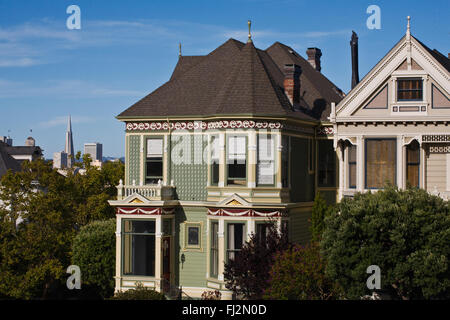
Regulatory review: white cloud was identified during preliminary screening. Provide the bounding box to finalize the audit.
[38,115,95,128]
[0,57,39,67]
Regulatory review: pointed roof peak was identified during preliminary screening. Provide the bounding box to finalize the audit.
[247,20,252,43]
[406,16,411,40]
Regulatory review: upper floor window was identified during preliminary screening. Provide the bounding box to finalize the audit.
[257,135,275,186]
[227,136,246,186]
[365,139,396,189]
[210,135,219,186]
[146,138,163,184]
[397,79,423,101]
[281,135,290,188]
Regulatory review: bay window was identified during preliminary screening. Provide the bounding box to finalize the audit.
[123,220,155,276]
[227,223,245,261]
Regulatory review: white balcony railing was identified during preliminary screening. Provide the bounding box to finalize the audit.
[116,179,175,201]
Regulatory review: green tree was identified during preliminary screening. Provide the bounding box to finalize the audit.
[72,219,116,299]
[321,185,450,300]
[0,158,124,299]
[264,242,341,300]
[310,192,333,242]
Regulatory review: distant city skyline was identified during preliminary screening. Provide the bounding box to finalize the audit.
[0,0,448,158]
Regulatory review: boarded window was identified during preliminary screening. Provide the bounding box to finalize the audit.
[365,139,396,189]
[406,141,420,188]
[397,79,423,101]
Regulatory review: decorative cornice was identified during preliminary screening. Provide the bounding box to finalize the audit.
[207,208,287,217]
[116,207,175,215]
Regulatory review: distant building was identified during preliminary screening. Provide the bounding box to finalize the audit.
[0,141,21,179]
[84,142,103,162]
[0,136,13,146]
[3,137,43,165]
[65,116,74,167]
[53,151,68,169]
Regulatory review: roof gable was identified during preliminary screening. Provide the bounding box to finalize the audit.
[336,34,450,119]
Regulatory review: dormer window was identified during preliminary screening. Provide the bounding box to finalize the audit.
[397,79,423,101]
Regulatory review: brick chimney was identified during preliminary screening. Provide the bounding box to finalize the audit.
[306,48,322,72]
[283,64,302,106]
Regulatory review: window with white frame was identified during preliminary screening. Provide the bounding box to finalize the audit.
[210,135,220,186]
[257,135,275,186]
[227,136,246,185]
[146,138,163,184]
[227,223,245,261]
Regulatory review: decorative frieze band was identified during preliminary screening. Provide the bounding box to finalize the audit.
[116,207,175,215]
[207,208,286,217]
[126,120,283,131]
[428,145,450,153]
[422,135,450,143]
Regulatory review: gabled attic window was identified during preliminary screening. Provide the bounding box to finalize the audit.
[397,79,423,101]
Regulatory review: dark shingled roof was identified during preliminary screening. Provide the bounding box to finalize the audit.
[0,141,21,178]
[118,38,344,121]
[3,145,42,156]
[415,37,450,73]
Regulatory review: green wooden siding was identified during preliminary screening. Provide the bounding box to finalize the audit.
[174,207,207,288]
[289,209,312,244]
[171,134,208,201]
[127,135,141,185]
[290,137,315,202]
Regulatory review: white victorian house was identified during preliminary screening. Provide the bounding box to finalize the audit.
[331,17,450,200]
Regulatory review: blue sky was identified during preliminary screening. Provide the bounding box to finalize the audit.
[0,0,448,158]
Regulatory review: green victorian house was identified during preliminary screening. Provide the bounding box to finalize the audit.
[108,28,343,298]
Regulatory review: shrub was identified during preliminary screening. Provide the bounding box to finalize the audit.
[310,192,333,242]
[224,221,290,299]
[110,282,166,300]
[322,185,450,300]
[72,219,116,299]
[264,242,341,300]
[201,290,221,300]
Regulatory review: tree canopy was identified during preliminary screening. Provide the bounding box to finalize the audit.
[321,185,450,300]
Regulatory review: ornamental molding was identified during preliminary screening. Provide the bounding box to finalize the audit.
[428,144,450,153]
[207,208,286,217]
[116,207,175,215]
[317,126,335,136]
[422,135,450,143]
[125,120,313,134]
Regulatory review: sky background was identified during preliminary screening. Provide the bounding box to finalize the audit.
[0,0,448,158]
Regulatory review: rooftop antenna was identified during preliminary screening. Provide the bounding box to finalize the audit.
[247,20,252,43]
[179,42,182,57]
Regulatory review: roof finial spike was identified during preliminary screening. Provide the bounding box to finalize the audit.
[247,20,252,43]
[178,42,182,57]
[406,16,411,39]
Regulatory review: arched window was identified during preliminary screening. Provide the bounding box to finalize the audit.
[406,140,420,188]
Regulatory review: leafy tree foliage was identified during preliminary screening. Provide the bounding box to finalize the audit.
[72,219,116,299]
[321,185,450,300]
[264,242,341,300]
[223,222,290,299]
[310,192,333,242]
[110,282,166,300]
[0,157,124,299]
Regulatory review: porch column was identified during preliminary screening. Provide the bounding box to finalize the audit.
[276,133,283,188]
[219,133,226,187]
[248,130,257,188]
[115,215,122,292]
[357,136,364,191]
[247,218,255,241]
[218,218,225,281]
[420,143,427,189]
[155,216,162,290]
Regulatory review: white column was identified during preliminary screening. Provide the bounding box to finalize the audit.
[247,219,255,240]
[218,218,225,281]
[421,143,426,189]
[155,217,162,290]
[337,142,345,200]
[115,216,122,292]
